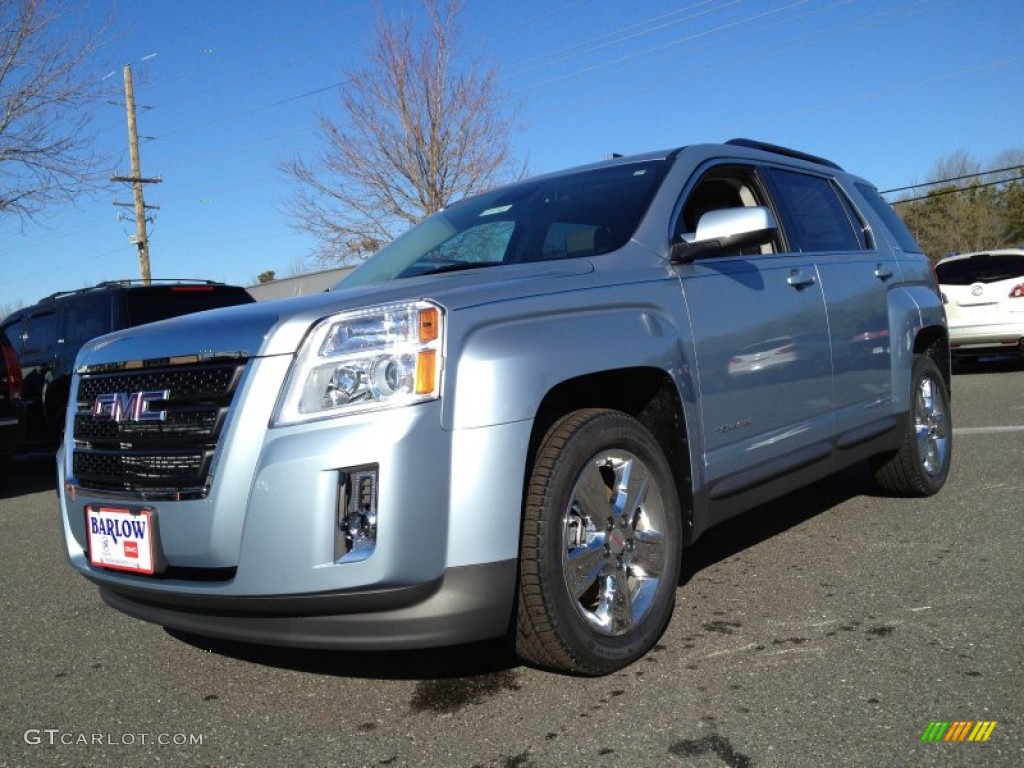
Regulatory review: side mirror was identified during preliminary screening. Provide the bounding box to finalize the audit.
[671,206,778,263]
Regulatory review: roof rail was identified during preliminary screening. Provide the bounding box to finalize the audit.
[41,279,226,302]
[725,138,843,171]
[94,279,225,288]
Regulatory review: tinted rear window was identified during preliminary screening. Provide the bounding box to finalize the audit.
[1,317,27,354]
[936,254,1024,285]
[124,287,254,326]
[855,183,921,253]
[23,312,58,356]
[64,294,111,348]
[770,169,864,252]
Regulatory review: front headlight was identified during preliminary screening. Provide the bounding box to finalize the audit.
[274,300,444,425]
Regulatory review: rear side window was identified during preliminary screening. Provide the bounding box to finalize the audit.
[769,169,864,252]
[855,183,921,253]
[124,287,253,327]
[936,254,1024,285]
[64,296,112,348]
[2,317,27,354]
[23,312,58,357]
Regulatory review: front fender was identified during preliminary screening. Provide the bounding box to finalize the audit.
[442,282,692,431]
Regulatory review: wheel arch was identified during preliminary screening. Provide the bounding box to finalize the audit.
[525,367,696,546]
[913,324,951,394]
[888,283,950,411]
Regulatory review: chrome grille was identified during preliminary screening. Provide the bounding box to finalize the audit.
[72,361,244,495]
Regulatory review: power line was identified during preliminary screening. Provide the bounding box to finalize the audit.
[506,0,727,77]
[880,164,1024,194]
[155,80,346,140]
[892,175,1024,204]
[512,0,814,94]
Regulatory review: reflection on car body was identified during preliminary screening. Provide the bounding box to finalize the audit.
[727,336,798,376]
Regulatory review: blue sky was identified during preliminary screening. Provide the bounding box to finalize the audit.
[3,0,1022,310]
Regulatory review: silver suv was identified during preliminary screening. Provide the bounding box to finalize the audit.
[58,139,951,675]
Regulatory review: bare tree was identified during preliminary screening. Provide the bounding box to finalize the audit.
[1,0,109,220]
[279,0,520,265]
[0,297,23,320]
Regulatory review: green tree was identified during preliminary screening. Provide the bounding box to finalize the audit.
[896,148,1024,260]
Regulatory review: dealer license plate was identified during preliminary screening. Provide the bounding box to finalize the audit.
[86,506,155,575]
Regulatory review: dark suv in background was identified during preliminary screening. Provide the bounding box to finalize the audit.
[1,280,254,451]
[0,328,26,484]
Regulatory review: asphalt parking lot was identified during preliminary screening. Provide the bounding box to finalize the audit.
[1,359,1021,768]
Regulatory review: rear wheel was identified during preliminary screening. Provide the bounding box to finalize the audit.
[873,354,952,496]
[513,409,682,675]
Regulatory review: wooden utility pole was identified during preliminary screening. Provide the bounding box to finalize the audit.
[111,65,161,284]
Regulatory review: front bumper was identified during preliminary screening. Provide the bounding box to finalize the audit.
[59,353,532,648]
[96,560,516,650]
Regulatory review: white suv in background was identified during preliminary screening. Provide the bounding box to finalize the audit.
[936,249,1024,360]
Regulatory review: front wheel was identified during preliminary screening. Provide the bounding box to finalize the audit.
[873,354,952,496]
[513,409,682,675]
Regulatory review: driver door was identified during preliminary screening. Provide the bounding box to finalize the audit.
[672,164,834,515]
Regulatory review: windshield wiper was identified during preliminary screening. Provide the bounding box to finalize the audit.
[419,261,503,276]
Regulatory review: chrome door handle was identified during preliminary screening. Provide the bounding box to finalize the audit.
[874,264,893,280]
[786,270,816,289]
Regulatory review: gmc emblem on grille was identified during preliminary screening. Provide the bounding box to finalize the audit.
[92,390,170,422]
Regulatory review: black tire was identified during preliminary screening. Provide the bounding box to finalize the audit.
[873,354,952,496]
[513,409,682,675]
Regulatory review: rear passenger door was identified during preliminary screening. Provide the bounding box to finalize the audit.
[766,168,895,436]
[672,164,834,510]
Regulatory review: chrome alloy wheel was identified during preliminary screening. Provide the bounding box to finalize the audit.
[561,450,668,637]
[914,374,950,476]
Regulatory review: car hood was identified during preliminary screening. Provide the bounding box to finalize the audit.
[75,261,596,368]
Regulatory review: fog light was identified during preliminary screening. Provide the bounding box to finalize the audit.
[337,466,378,562]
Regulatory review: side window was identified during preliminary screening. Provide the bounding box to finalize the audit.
[23,312,58,357]
[541,222,613,260]
[674,165,779,255]
[855,183,921,253]
[769,169,864,252]
[64,297,111,349]
[835,185,873,250]
[2,317,27,353]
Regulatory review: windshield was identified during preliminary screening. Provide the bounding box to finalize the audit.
[343,159,670,286]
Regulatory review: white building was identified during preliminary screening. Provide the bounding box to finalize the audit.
[246,266,354,302]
